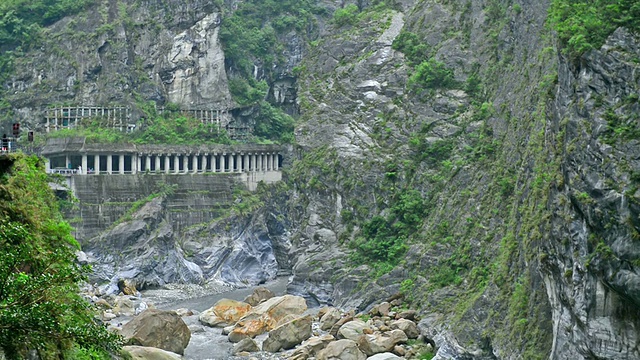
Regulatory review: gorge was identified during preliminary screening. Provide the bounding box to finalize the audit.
[1,0,639,359]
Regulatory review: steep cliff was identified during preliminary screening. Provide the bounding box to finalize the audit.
[2,0,640,359]
[284,1,640,359]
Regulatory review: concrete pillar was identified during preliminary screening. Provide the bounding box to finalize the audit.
[274,154,279,171]
[220,154,226,173]
[228,153,235,173]
[192,154,199,174]
[202,155,208,173]
[45,158,51,173]
[107,155,113,174]
[81,155,87,175]
[94,155,100,175]
[155,155,161,173]
[236,153,242,172]
[174,155,179,174]
[164,155,170,174]
[137,155,142,174]
[183,154,189,173]
[132,154,137,174]
[65,155,70,170]
[260,153,265,171]
[252,154,257,172]
[145,155,151,172]
[244,154,249,172]
[119,154,125,174]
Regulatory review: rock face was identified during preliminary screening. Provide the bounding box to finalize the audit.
[3,0,231,121]
[120,309,191,355]
[83,191,286,291]
[160,12,231,108]
[543,27,640,360]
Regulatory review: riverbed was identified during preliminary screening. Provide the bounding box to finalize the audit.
[140,277,290,360]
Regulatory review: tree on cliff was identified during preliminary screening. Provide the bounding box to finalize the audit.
[0,154,121,359]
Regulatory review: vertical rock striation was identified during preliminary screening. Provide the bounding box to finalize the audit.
[545,28,640,360]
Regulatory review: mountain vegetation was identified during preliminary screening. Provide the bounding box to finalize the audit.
[0,154,121,359]
[549,0,640,57]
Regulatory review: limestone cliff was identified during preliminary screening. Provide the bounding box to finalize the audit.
[4,0,232,128]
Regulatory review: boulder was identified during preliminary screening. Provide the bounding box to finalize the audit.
[289,334,335,360]
[366,352,402,360]
[95,298,112,309]
[262,315,312,352]
[317,339,367,360]
[118,279,138,295]
[320,307,342,331]
[102,311,117,321]
[121,309,191,355]
[397,309,417,321]
[357,329,408,356]
[243,286,276,306]
[229,295,307,341]
[392,345,405,356]
[123,346,182,360]
[317,306,332,320]
[113,295,135,316]
[389,319,419,339]
[330,315,354,337]
[228,330,249,343]
[338,319,371,341]
[233,338,260,354]
[222,325,234,335]
[174,308,193,317]
[369,302,391,317]
[199,298,251,327]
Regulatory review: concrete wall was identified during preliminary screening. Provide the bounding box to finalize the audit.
[66,171,281,242]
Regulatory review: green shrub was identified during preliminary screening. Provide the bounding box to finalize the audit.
[332,4,359,27]
[391,31,430,65]
[350,189,427,272]
[254,101,295,143]
[409,58,456,90]
[549,0,640,59]
[0,154,122,358]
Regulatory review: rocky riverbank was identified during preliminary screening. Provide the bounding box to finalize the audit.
[92,277,434,360]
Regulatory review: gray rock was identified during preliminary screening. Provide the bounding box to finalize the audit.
[123,346,182,360]
[357,329,408,356]
[366,353,402,360]
[320,307,343,331]
[120,309,191,355]
[289,334,336,360]
[338,319,371,341]
[389,319,419,339]
[262,314,312,352]
[233,338,260,354]
[317,339,367,360]
[243,286,276,306]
